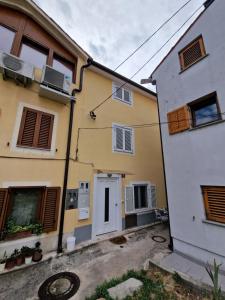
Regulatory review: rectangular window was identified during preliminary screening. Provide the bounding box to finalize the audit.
[8,188,42,226]
[0,24,15,53]
[134,185,148,209]
[17,107,54,150]
[113,124,134,153]
[20,39,48,69]
[179,36,206,70]
[112,83,132,105]
[53,54,74,83]
[202,186,225,224]
[104,188,109,222]
[189,92,221,127]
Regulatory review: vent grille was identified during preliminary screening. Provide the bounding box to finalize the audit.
[3,54,22,71]
[43,66,65,90]
[203,186,225,224]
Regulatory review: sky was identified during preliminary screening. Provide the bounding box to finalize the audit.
[33,0,205,89]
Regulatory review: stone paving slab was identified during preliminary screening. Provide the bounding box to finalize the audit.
[107,278,143,300]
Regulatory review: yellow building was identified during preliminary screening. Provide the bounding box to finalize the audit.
[0,0,166,256]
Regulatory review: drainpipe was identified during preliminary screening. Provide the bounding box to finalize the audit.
[57,59,93,253]
[155,82,174,251]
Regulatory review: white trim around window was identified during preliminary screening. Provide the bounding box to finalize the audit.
[125,181,156,214]
[112,123,134,154]
[11,102,58,156]
[112,82,133,106]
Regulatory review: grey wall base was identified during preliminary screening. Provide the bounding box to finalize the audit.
[74,224,92,244]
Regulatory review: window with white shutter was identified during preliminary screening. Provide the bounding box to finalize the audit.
[112,82,133,105]
[125,183,156,213]
[112,124,134,153]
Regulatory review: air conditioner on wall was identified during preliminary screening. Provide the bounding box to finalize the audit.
[0,51,34,86]
[41,65,71,94]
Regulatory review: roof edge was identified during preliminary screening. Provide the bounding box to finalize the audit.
[91,60,156,97]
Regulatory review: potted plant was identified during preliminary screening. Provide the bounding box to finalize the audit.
[21,246,34,264]
[12,249,24,266]
[0,251,7,272]
[5,219,32,240]
[32,242,43,262]
[5,252,16,270]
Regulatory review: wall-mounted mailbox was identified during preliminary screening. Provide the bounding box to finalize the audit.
[79,208,89,220]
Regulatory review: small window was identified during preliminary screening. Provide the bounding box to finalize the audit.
[17,107,54,150]
[53,55,74,82]
[113,124,134,153]
[112,83,132,105]
[20,39,48,69]
[179,36,206,70]
[189,92,221,127]
[8,188,43,226]
[134,185,148,209]
[0,25,15,53]
[202,186,225,224]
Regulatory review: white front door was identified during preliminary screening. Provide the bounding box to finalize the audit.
[94,176,121,236]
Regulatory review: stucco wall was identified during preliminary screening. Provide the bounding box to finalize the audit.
[153,0,225,266]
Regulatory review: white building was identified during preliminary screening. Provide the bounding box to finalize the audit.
[151,0,225,267]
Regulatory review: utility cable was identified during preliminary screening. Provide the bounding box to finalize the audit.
[113,0,194,71]
[90,3,204,114]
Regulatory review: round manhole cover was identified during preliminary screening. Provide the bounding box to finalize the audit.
[152,235,167,243]
[38,272,80,300]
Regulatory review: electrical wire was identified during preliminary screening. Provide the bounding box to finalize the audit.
[113,0,194,71]
[90,3,204,114]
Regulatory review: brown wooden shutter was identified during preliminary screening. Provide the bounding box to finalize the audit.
[202,186,225,224]
[179,36,206,70]
[41,187,60,232]
[17,108,38,147]
[17,107,54,150]
[0,189,8,231]
[37,113,54,150]
[167,105,190,134]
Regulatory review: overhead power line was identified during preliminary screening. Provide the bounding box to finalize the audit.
[113,0,193,71]
[90,3,204,115]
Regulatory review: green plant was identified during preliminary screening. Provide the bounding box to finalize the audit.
[21,246,34,257]
[0,251,7,264]
[205,259,222,300]
[5,219,43,235]
[30,224,43,235]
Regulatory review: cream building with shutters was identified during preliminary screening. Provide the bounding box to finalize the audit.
[0,0,166,257]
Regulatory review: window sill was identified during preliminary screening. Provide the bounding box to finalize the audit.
[189,119,225,131]
[113,97,132,106]
[202,219,225,228]
[113,149,134,155]
[179,54,209,74]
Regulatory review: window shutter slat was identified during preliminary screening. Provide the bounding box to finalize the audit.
[151,185,157,208]
[17,108,38,147]
[0,189,8,231]
[116,127,123,150]
[37,113,54,149]
[203,186,225,224]
[125,186,134,213]
[42,187,60,232]
[167,105,190,134]
[125,130,132,151]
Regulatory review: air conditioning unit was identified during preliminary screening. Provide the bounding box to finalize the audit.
[41,65,71,94]
[0,51,34,85]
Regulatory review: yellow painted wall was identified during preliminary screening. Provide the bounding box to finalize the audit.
[64,68,166,233]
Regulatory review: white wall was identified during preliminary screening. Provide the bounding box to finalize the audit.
[153,0,225,266]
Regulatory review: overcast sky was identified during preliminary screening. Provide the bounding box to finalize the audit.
[33,0,205,88]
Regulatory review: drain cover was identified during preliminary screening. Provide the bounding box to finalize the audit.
[110,235,127,245]
[152,235,166,243]
[38,272,80,300]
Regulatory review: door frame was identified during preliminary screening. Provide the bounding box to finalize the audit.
[92,173,122,239]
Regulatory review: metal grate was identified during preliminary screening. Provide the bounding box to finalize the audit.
[3,54,22,71]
